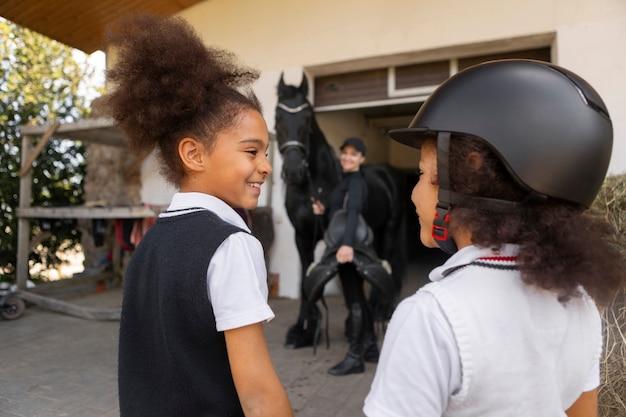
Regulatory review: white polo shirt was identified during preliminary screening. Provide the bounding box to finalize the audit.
[364,244,600,417]
[160,192,274,331]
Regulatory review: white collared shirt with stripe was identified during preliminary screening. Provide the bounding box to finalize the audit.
[365,244,600,417]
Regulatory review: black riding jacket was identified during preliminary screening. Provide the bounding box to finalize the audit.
[327,170,368,246]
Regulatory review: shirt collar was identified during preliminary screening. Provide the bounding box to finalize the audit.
[163,192,251,232]
[429,244,520,282]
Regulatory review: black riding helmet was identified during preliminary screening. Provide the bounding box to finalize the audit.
[389,59,613,254]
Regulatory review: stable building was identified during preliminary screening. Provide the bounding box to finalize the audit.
[3,0,625,299]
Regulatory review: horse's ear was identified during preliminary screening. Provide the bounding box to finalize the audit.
[278,72,286,94]
[299,74,309,96]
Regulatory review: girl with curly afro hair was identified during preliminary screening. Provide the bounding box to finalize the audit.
[365,60,625,417]
[104,15,292,417]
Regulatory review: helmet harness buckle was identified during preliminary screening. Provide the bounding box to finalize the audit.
[432,132,459,254]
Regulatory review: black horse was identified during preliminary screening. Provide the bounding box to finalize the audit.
[276,74,406,348]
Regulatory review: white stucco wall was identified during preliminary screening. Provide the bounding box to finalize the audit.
[179,1,622,71]
[555,14,626,174]
[179,0,625,174]
[140,150,178,206]
[174,0,626,298]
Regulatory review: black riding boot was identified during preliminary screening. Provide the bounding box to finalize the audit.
[328,303,365,376]
[344,303,379,363]
[285,301,319,349]
[363,331,380,363]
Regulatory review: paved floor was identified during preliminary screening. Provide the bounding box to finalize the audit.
[0,251,447,417]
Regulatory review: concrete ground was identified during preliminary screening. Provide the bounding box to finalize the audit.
[0,250,447,417]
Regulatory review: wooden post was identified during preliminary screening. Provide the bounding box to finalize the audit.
[16,135,33,289]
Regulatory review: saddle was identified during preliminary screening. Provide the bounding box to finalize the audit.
[303,210,394,304]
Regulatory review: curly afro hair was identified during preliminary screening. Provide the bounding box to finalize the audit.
[102,14,261,185]
[443,136,625,306]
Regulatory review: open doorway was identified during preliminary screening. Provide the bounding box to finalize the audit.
[363,102,450,291]
[316,102,449,293]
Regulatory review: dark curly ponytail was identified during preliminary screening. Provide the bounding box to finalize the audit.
[101,14,261,185]
[448,136,625,306]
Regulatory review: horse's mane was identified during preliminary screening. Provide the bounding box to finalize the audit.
[309,114,341,187]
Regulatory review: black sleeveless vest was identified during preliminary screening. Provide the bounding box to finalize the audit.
[119,210,245,417]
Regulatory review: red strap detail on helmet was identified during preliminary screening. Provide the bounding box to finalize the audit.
[432,211,451,241]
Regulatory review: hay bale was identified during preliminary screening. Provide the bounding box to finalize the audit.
[593,174,626,245]
[599,289,626,417]
[592,174,626,417]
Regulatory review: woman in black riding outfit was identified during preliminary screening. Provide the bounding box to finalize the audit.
[312,137,379,376]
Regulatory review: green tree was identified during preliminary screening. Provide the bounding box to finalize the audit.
[0,18,100,281]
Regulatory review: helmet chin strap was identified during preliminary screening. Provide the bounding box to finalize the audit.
[432,132,459,254]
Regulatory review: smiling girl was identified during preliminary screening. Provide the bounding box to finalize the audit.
[104,15,292,417]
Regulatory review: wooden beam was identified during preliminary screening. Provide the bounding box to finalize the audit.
[19,118,128,147]
[17,206,156,219]
[306,33,556,77]
[17,291,121,321]
[19,121,60,177]
[29,271,114,295]
[20,117,110,135]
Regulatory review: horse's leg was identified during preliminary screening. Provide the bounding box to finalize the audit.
[284,231,319,348]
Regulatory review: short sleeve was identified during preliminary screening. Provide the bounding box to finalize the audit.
[582,358,600,392]
[207,232,274,331]
[363,291,461,417]
[582,292,602,392]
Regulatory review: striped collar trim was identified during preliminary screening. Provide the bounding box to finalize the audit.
[430,245,520,281]
[476,256,518,264]
[159,192,250,232]
[442,258,519,278]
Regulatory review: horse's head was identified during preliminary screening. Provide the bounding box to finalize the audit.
[276,73,314,187]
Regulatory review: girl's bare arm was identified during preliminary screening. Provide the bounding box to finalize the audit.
[566,389,597,417]
[225,323,293,417]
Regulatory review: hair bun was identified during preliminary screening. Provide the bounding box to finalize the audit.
[102,14,259,152]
